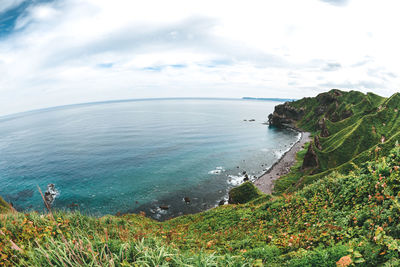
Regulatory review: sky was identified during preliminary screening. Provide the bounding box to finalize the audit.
[0,0,400,116]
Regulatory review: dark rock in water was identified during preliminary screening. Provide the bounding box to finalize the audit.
[243,119,247,121]
[159,205,169,210]
[183,197,191,204]
[243,173,249,182]
[218,199,225,206]
[248,119,255,122]
[44,184,59,207]
[302,142,319,169]
[242,171,247,175]
[68,203,79,208]
[6,189,34,201]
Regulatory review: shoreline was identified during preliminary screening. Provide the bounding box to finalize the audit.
[254,130,311,194]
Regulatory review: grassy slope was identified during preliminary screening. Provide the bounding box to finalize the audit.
[1,89,400,266]
[0,196,10,214]
[275,90,400,193]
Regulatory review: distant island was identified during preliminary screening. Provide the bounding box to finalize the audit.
[2,89,400,266]
[242,97,297,102]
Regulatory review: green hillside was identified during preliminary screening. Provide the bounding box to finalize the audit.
[1,89,400,266]
[271,89,400,193]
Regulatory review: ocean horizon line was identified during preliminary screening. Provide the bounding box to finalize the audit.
[1,97,291,120]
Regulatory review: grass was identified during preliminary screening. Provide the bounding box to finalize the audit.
[0,196,10,214]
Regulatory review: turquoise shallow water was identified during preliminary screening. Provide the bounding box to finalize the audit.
[0,99,299,220]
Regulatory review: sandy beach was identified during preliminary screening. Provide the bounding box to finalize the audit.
[254,131,311,194]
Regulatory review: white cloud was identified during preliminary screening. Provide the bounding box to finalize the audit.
[0,0,400,116]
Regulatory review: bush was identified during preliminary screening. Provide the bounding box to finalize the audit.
[228,182,263,204]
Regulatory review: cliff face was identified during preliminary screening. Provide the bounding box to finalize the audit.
[267,102,305,127]
[301,142,318,170]
[268,89,357,131]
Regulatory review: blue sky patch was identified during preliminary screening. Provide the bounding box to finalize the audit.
[0,0,53,38]
[97,63,114,68]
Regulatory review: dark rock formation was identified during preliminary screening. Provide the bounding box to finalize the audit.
[159,205,169,210]
[316,90,341,105]
[184,197,190,204]
[314,135,322,150]
[330,112,340,122]
[218,199,225,206]
[314,106,327,116]
[44,184,58,207]
[68,203,79,208]
[302,142,319,169]
[268,102,305,127]
[6,189,34,202]
[318,118,330,137]
[341,109,353,120]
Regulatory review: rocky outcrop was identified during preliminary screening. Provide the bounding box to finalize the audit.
[314,135,322,150]
[184,197,191,204]
[302,142,319,169]
[44,184,59,208]
[341,109,353,120]
[268,102,305,127]
[318,118,330,137]
[316,89,342,105]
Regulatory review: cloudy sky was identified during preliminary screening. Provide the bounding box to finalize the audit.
[0,0,399,116]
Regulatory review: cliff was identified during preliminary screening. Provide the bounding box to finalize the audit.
[268,90,400,193]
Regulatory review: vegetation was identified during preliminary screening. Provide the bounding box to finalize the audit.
[1,89,400,266]
[228,182,263,204]
[272,89,400,193]
[0,196,10,214]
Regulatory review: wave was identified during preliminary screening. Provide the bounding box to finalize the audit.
[208,166,225,175]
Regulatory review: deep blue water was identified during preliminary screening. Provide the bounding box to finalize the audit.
[0,99,299,220]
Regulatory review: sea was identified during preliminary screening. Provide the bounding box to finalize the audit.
[0,99,299,220]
